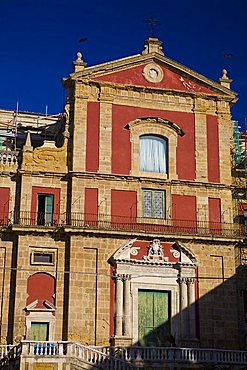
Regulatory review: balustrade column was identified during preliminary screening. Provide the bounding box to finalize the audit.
[179,277,188,339]
[188,278,196,339]
[123,274,132,337]
[115,274,124,336]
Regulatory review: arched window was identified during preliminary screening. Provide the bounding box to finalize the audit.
[139,135,168,173]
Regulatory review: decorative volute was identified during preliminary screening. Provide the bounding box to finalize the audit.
[21,109,69,173]
[142,37,164,56]
[218,69,232,89]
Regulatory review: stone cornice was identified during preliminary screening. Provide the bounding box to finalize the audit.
[73,79,236,103]
[115,259,197,267]
[68,171,233,190]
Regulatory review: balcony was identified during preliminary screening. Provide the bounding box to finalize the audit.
[0,211,243,239]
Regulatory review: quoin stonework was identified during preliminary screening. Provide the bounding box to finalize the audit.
[0,37,246,369]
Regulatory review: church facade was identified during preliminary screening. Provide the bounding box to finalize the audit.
[0,37,246,363]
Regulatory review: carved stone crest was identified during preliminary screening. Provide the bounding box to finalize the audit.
[143,239,168,262]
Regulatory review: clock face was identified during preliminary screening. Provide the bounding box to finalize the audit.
[143,64,164,83]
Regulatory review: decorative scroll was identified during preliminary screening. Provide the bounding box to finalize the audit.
[21,112,69,173]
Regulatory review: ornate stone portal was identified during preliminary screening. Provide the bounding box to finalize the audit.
[110,239,198,347]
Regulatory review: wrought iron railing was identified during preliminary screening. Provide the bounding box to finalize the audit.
[5,211,244,238]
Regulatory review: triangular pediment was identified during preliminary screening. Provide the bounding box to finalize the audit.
[70,51,236,98]
[110,239,198,266]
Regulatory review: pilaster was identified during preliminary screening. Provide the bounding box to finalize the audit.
[71,84,88,172]
[193,98,208,182]
[99,88,112,173]
[217,101,232,185]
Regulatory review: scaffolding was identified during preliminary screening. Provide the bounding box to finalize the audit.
[0,107,63,152]
[232,120,247,247]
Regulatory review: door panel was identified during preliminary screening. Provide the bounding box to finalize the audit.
[138,290,170,346]
[30,322,49,341]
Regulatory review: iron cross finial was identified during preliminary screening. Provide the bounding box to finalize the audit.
[145,17,160,37]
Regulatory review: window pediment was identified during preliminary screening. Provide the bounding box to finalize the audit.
[126,117,184,137]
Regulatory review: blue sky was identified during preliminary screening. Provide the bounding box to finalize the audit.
[0,0,246,129]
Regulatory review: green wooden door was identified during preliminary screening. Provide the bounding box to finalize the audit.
[138,290,170,346]
[30,322,49,341]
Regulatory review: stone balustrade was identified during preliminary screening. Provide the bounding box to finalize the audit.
[0,150,18,170]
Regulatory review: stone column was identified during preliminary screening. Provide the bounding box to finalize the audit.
[179,277,188,339]
[187,278,196,339]
[123,274,132,337]
[115,274,123,336]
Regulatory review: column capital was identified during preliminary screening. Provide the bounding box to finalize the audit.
[187,277,195,285]
[115,273,124,281]
[122,274,131,281]
[178,277,187,285]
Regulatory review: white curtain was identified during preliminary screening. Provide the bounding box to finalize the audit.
[139,135,167,173]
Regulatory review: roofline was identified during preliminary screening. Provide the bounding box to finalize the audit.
[67,52,237,97]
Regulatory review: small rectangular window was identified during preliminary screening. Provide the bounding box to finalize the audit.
[143,190,165,219]
[31,251,55,265]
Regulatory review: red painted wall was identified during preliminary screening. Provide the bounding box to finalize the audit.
[208,198,221,223]
[208,197,221,234]
[93,64,214,94]
[86,102,100,172]
[0,187,10,223]
[31,187,60,221]
[172,195,196,221]
[207,115,220,183]
[112,105,195,180]
[84,188,98,222]
[26,273,55,309]
[111,190,137,220]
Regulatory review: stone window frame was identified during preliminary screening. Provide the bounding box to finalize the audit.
[127,117,184,180]
[30,248,56,266]
[25,311,56,341]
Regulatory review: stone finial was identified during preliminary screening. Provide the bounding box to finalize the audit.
[23,131,33,151]
[73,51,87,72]
[218,68,232,89]
[142,37,164,56]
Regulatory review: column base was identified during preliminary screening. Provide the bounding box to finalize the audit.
[112,336,133,346]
